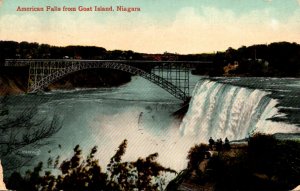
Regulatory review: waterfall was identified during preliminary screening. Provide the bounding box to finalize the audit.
[180,80,299,142]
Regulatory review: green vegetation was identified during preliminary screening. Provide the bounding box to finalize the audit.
[4,133,300,190]
[6,140,176,191]
[209,42,300,77]
[168,133,300,191]
[0,95,62,173]
[1,40,299,77]
[6,133,300,191]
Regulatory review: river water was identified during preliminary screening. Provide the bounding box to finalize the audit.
[2,74,300,174]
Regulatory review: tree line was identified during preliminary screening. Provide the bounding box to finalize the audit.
[1,40,299,76]
[209,42,300,77]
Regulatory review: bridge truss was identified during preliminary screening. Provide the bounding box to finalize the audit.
[4,59,197,101]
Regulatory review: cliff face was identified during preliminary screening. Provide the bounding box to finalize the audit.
[51,68,131,89]
[0,67,28,95]
[0,67,132,95]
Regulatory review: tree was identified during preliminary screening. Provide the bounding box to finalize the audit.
[187,143,210,169]
[52,145,108,191]
[0,95,62,172]
[7,140,177,191]
[106,139,177,190]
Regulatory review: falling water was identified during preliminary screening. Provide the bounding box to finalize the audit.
[180,80,299,141]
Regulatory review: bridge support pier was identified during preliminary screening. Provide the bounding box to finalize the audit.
[5,59,193,101]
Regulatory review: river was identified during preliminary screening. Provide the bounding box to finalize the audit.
[1,74,300,175]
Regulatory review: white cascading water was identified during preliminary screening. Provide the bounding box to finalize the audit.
[180,80,299,142]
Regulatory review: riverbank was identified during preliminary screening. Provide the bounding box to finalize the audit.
[4,133,299,191]
[0,67,132,95]
[166,134,300,191]
[0,67,28,95]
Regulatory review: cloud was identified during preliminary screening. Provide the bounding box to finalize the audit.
[0,6,299,54]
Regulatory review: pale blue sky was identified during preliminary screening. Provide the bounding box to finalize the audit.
[0,0,299,53]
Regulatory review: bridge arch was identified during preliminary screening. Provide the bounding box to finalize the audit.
[30,62,188,100]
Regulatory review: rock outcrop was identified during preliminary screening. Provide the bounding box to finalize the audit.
[0,67,132,95]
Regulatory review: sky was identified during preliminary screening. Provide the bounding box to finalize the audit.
[0,0,300,54]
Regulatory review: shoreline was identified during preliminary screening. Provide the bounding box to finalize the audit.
[0,67,132,96]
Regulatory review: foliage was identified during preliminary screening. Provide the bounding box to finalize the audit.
[7,140,176,191]
[0,95,62,172]
[247,133,300,189]
[182,133,300,191]
[227,42,300,76]
[187,143,209,169]
[165,169,191,191]
[1,40,299,76]
[106,139,177,190]
[198,42,300,77]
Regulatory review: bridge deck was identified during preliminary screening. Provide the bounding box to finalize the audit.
[3,59,211,101]
[4,59,212,67]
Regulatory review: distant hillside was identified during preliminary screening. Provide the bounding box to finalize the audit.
[0,67,131,95]
[209,42,300,77]
[0,40,299,77]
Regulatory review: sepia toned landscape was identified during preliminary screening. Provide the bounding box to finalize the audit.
[1,0,300,190]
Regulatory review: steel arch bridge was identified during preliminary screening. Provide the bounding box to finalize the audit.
[4,59,211,101]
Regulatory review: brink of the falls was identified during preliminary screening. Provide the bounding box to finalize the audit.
[180,80,299,142]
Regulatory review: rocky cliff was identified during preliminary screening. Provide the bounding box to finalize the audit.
[0,67,131,95]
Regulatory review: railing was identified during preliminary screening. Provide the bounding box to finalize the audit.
[4,59,207,101]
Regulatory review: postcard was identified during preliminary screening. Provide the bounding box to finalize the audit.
[0,0,300,190]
